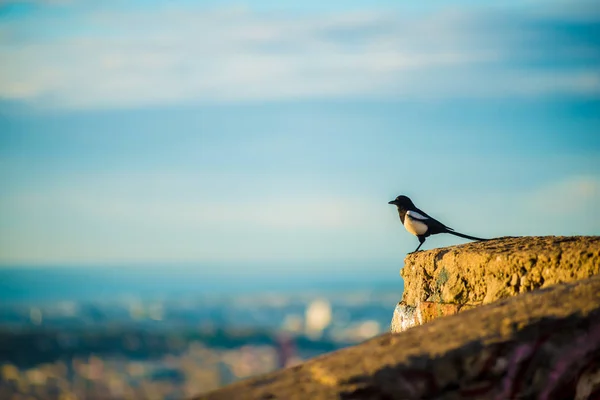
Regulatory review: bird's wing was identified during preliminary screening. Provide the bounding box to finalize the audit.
[408,209,451,234]
[406,210,430,221]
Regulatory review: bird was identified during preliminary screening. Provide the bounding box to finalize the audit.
[388,195,488,253]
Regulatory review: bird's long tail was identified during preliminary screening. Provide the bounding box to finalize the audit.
[446,230,488,241]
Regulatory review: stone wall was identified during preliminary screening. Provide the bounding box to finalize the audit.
[391,236,600,332]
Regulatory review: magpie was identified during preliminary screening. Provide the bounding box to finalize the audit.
[388,195,488,253]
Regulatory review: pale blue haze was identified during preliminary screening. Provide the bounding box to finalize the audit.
[0,0,599,273]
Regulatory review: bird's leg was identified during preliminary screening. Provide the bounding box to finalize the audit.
[411,237,426,253]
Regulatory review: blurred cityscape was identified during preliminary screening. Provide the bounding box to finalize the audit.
[0,269,401,399]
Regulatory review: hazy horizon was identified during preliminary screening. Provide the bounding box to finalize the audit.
[0,262,403,304]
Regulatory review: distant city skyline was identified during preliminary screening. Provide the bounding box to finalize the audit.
[1,0,599,269]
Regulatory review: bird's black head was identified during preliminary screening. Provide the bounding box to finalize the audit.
[388,195,415,210]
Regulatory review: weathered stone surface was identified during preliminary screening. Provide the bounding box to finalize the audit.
[402,236,600,307]
[392,236,600,331]
[194,275,600,400]
[390,301,473,333]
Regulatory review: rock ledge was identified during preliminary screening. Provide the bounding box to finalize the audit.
[392,235,600,332]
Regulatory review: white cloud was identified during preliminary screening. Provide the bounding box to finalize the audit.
[1,3,598,109]
[51,192,372,230]
[0,169,382,234]
[0,181,393,263]
[525,175,600,215]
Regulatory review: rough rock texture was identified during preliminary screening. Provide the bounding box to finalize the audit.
[194,275,600,400]
[391,236,600,332]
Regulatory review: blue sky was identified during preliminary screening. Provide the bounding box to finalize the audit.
[0,0,599,272]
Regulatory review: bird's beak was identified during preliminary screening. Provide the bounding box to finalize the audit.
[388,200,396,205]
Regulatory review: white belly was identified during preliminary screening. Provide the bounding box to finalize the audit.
[404,216,428,236]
